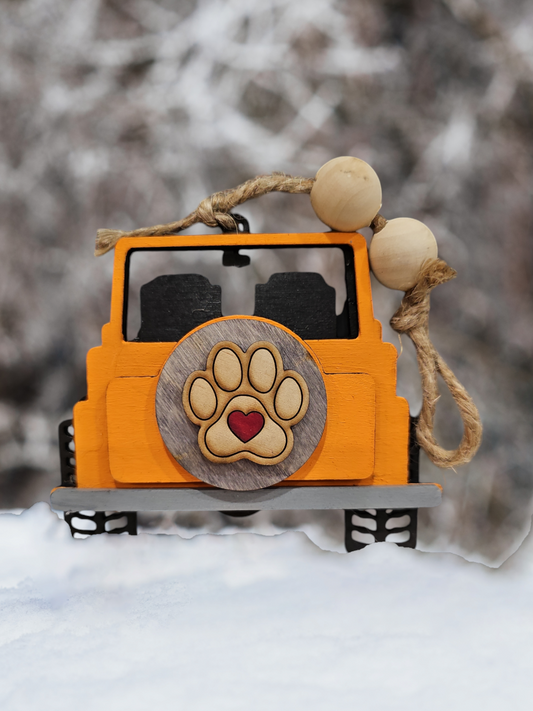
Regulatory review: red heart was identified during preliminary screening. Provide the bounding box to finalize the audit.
[227,411,264,443]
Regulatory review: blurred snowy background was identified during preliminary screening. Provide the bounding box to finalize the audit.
[1,0,532,564]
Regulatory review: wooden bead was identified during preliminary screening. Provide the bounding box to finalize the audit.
[310,156,382,232]
[369,218,438,291]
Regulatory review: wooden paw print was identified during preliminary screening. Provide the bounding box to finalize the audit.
[182,341,309,465]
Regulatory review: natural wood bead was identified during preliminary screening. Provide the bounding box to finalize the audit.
[369,217,438,291]
[310,156,382,232]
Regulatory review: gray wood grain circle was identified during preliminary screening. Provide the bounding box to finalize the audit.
[156,318,327,491]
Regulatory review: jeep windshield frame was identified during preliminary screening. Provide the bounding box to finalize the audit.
[108,232,373,343]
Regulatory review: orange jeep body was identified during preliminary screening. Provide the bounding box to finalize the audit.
[73,231,410,491]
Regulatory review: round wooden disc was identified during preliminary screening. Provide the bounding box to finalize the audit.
[156,318,327,491]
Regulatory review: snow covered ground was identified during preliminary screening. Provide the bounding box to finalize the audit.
[0,504,531,711]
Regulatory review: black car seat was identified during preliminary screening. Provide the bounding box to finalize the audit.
[137,274,222,342]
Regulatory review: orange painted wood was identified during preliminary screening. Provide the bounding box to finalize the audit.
[106,370,375,485]
[107,376,199,485]
[74,231,413,491]
[285,373,376,482]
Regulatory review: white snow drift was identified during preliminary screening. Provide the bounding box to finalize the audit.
[0,504,531,711]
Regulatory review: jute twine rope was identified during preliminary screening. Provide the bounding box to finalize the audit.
[389,257,483,468]
[95,174,482,468]
[95,172,315,256]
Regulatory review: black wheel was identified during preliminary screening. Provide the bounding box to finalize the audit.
[58,419,76,487]
[65,511,137,537]
[344,508,418,551]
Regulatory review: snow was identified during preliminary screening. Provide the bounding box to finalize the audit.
[0,504,532,711]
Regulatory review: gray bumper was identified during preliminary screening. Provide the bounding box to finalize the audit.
[51,484,441,512]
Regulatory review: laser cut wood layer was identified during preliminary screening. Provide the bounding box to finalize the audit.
[181,341,309,470]
[157,322,325,491]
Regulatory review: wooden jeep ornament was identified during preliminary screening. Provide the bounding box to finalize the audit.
[51,156,482,549]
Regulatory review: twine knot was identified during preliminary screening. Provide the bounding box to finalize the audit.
[391,259,457,333]
[196,194,230,229]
